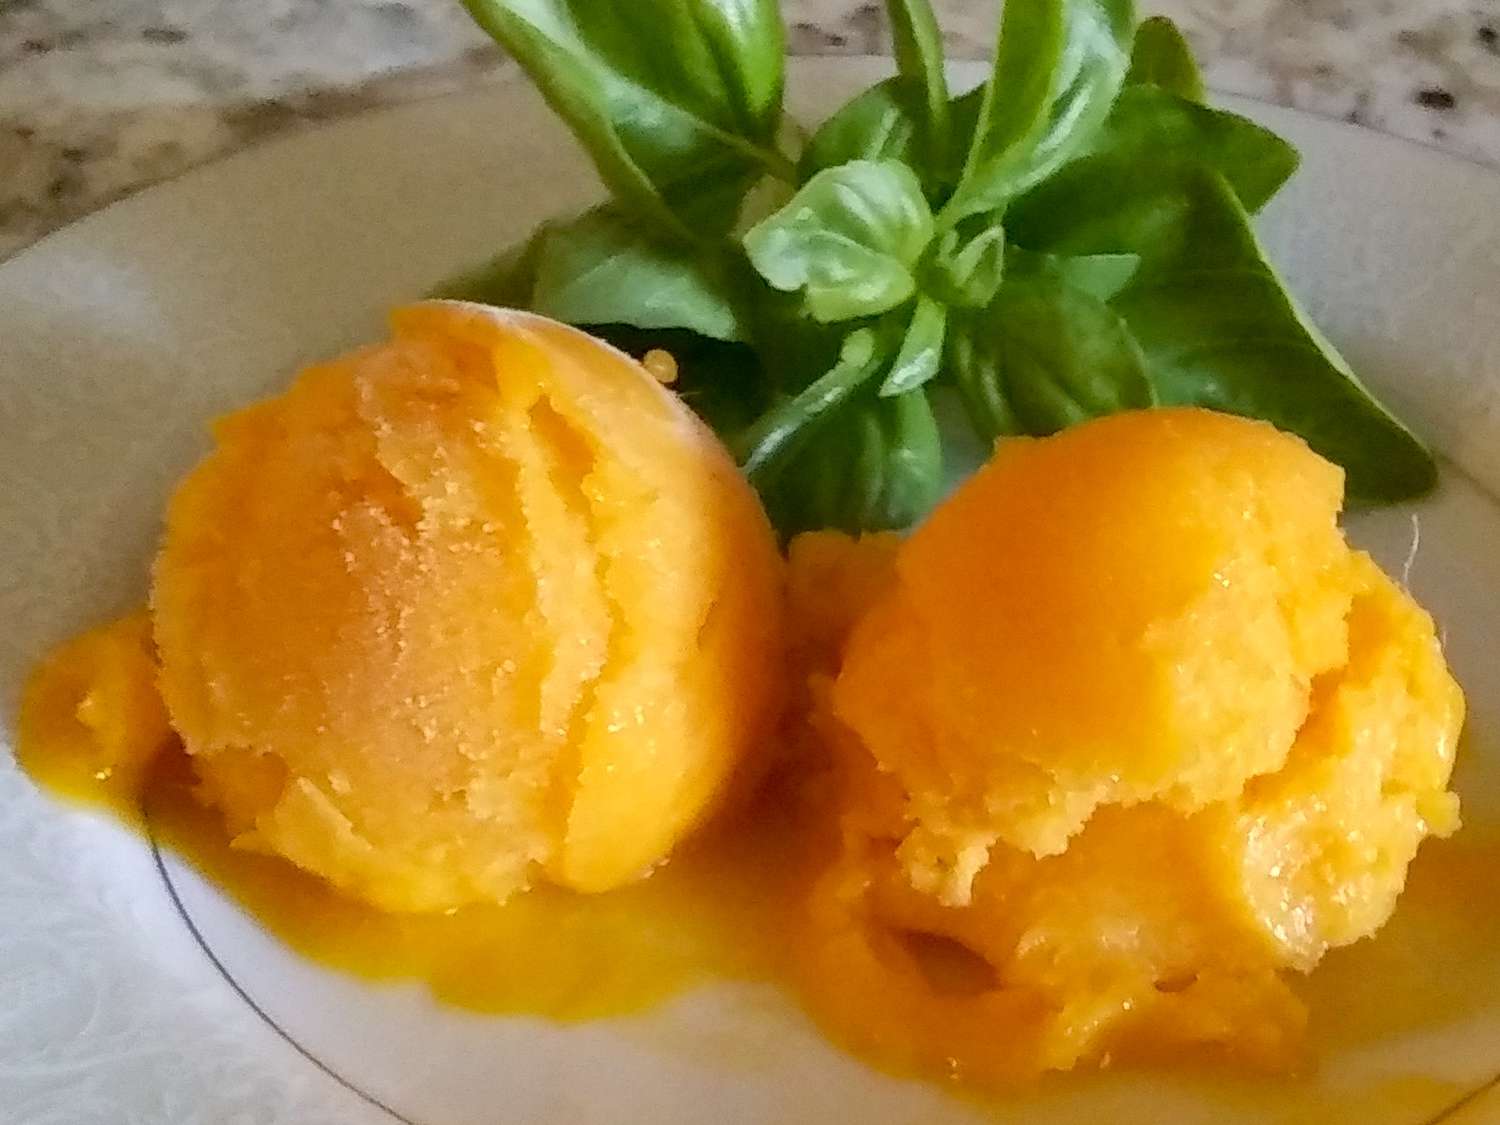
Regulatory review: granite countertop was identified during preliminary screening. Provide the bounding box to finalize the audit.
[2,0,1499,259]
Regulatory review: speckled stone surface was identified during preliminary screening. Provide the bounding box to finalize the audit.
[2,0,1499,258]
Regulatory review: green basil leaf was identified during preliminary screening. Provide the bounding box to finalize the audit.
[1005,163,1198,263]
[762,426,858,537]
[942,0,1136,223]
[861,387,945,527]
[989,276,1156,434]
[1125,15,1205,102]
[941,83,985,186]
[948,314,1022,440]
[948,0,1067,207]
[528,209,752,341]
[742,286,847,397]
[435,207,752,341]
[885,0,953,173]
[799,77,923,180]
[881,296,948,395]
[461,0,789,236]
[734,327,886,482]
[926,223,1007,307]
[1006,86,1299,257]
[1084,85,1296,212]
[1114,170,1436,501]
[766,385,943,534]
[742,160,935,322]
[1005,245,1140,301]
[843,405,889,529]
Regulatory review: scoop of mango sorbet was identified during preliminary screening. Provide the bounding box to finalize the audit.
[150,302,785,912]
[789,407,1463,1080]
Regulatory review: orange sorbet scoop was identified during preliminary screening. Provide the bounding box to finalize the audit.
[151,302,785,912]
[791,408,1463,1082]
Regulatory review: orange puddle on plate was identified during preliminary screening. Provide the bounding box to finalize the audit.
[158,752,805,1019]
[14,620,1500,1121]
[27,736,803,1022]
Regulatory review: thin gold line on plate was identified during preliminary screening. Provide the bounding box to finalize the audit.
[1424,1070,1500,1124]
[148,822,418,1125]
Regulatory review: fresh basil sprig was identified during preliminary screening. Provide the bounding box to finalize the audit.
[444,0,1437,535]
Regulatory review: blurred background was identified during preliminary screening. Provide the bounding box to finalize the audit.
[1,0,1497,258]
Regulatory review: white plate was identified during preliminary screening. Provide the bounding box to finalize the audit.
[3,57,1500,1125]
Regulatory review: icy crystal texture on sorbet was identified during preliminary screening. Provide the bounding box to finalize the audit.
[152,303,785,912]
